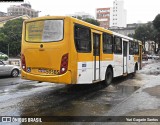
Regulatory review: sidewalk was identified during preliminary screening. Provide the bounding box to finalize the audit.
[104,61,160,124]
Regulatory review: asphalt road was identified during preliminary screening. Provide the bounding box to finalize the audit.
[0,60,160,125]
[0,75,141,123]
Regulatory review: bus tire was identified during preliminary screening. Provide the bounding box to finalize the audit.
[104,68,113,86]
[134,65,136,73]
[134,63,138,73]
[133,63,138,76]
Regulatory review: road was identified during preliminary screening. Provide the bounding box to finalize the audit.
[0,60,160,124]
[0,75,140,116]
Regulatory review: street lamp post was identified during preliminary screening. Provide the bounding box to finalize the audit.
[151,42,154,54]
[8,43,9,57]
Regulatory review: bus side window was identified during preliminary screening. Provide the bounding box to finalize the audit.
[133,42,139,55]
[129,41,134,55]
[135,42,139,55]
[114,37,122,54]
[74,24,91,53]
[103,33,113,54]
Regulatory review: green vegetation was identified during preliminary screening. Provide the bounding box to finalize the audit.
[129,14,160,53]
[75,16,100,26]
[83,18,100,26]
[153,14,160,32]
[134,22,157,48]
[153,14,160,51]
[0,18,24,57]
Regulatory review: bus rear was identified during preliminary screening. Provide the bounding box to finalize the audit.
[21,16,72,84]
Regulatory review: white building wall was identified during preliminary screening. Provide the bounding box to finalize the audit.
[122,9,127,27]
[110,0,126,28]
[68,12,94,19]
[109,7,113,27]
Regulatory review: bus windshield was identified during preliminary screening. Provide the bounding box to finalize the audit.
[25,20,64,42]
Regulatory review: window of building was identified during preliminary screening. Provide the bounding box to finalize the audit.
[74,24,91,53]
[114,37,122,54]
[103,33,113,54]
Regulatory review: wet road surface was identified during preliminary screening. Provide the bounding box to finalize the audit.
[0,60,160,124]
[0,76,142,125]
[102,61,160,125]
[0,75,140,117]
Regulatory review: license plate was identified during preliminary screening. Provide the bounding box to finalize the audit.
[38,68,59,75]
[38,69,46,73]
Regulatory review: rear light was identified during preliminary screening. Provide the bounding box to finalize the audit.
[60,53,68,74]
[21,54,26,71]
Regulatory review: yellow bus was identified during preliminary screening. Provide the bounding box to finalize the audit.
[21,16,142,85]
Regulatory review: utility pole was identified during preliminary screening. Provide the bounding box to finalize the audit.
[8,43,9,57]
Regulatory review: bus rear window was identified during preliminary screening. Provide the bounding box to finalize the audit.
[25,20,63,42]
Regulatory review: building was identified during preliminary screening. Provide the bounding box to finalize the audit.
[145,41,159,54]
[110,0,127,28]
[7,2,39,18]
[96,0,127,29]
[0,15,30,28]
[109,23,144,36]
[68,12,94,20]
[96,8,111,29]
[0,11,7,17]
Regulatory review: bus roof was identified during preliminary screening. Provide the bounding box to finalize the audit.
[24,16,142,44]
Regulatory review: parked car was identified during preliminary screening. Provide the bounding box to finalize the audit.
[142,54,148,60]
[0,60,20,77]
[148,54,159,60]
[0,52,8,61]
[152,55,160,60]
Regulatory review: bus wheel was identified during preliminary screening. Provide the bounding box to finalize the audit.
[134,65,136,73]
[134,63,138,73]
[133,64,137,76]
[104,68,113,86]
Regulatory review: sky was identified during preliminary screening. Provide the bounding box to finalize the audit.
[0,0,159,24]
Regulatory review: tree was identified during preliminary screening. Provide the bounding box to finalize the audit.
[0,18,24,56]
[134,25,148,49]
[83,18,100,26]
[134,22,157,53]
[74,16,100,26]
[153,14,160,51]
[153,14,160,32]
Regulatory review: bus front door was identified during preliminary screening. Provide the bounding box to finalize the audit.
[93,33,101,82]
[123,41,128,74]
[139,45,142,69]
